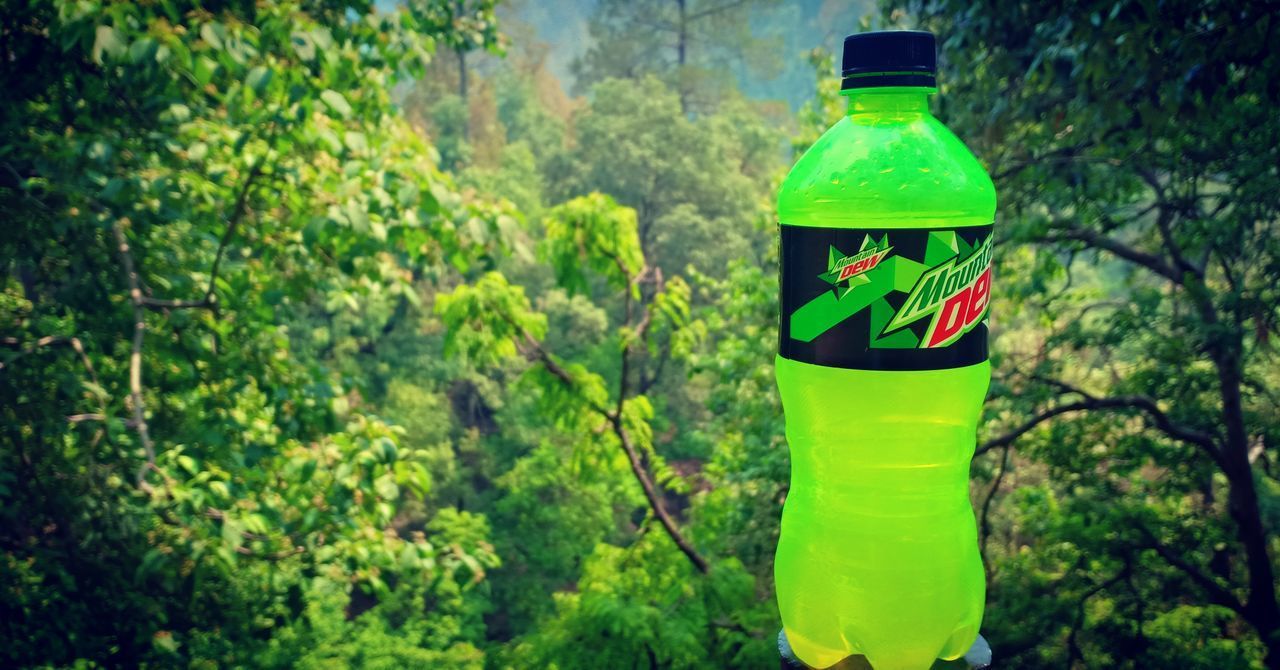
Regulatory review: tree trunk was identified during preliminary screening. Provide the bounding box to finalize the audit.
[456,47,469,139]
[1204,475,1233,583]
[1182,270,1280,665]
[456,48,468,100]
[675,0,689,113]
[1215,343,1280,667]
[676,0,688,66]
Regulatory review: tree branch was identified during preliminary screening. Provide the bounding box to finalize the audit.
[1042,226,1182,283]
[978,443,1011,577]
[632,266,663,344]
[1066,562,1132,667]
[686,0,751,22]
[138,162,262,312]
[112,221,158,490]
[1152,206,1201,279]
[0,335,113,445]
[609,411,709,573]
[1139,526,1245,613]
[638,342,671,395]
[975,394,1221,466]
[991,149,1115,181]
[510,322,709,574]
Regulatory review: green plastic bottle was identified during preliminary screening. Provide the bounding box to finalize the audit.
[774,31,996,670]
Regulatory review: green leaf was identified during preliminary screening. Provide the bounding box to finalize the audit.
[290,31,316,61]
[128,37,157,64]
[242,513,269,535]
[92,26,126,64]
[320,90,352,118]
[165,103,191,123]
[200,22,226,50]
[374,474,399,501]
[221,516,243,549]
[343,131,367,153]
[177,455,198,475]
[377,437,397,464]
[193,56,219,86]
[246,65,273,94]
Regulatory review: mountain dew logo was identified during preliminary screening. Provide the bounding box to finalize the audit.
[888,233,992,348]
[822,236,894,287]
[785,226,994,351]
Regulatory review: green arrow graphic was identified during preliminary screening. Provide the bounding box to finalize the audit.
[791,257,893,342]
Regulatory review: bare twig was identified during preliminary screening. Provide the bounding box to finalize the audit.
[112,221,158,489]
[687,0,751,22]
[202,163,261,304]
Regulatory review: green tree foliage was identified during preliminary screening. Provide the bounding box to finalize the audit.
[10,0,1277,667]
[558,76,780,281]
[1,1,505,666]
[437,193,778,666]
[571,0,782,112]
[886,0,1280,666]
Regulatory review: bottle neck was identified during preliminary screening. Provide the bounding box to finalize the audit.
[844,87,933,116]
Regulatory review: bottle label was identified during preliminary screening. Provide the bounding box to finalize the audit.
[779,223,993,370]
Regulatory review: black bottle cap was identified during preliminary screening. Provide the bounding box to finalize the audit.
[841,30,937,90]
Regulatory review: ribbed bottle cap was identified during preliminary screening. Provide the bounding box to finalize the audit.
[841,30,937,90]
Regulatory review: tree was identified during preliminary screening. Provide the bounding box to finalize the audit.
[438,194,707,570]
[406,0,504,108]
[889,0,1280,665]
[557,76,779,282]
[0,1,505,665]
[571,0,782,112]
[437,193,777,665]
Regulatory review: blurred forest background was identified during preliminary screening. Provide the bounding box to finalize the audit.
[3,0,1279,668]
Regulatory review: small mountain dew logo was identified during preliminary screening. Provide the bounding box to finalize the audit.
[818,235,893,296]
[883,233,993,348]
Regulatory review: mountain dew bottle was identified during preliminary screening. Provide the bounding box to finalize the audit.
[775,31,995,670]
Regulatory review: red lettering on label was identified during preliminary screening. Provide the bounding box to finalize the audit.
[928,286,972,347]
[965,268,991,324]
[837,253,884,281]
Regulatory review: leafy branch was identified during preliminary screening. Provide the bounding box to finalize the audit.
[0,335,112,448]
[508,311,710,574]
[440,194,710,574]
[139,162,263,311]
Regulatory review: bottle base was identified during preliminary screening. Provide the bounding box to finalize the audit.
[778,629,992,670]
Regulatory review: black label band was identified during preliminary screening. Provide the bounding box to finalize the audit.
[778,223,993,371]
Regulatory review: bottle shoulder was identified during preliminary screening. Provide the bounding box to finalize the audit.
[778,115,996,228]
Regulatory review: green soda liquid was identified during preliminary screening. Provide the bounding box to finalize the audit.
[774,35,996,670]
